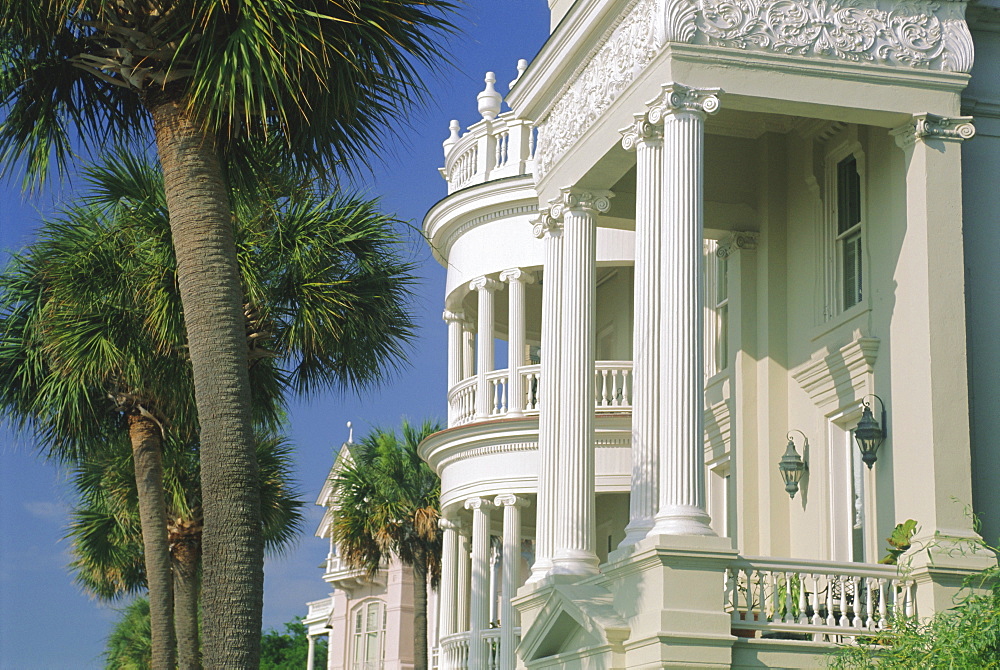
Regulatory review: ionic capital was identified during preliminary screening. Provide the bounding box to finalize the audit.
[494,494,529,508]
[469,276,501,293]
[548,187,614,221]
[464,496,496,511]
[439,517,462,532]
[442,309,465,324]
[892,113,976,148]
[531,208,563,240]
[499,268,535,285]
[646,83,722,124]
[620,112,663,152]
[717,231,759,258]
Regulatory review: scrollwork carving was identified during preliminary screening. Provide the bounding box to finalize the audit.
[620,113,664,152]
[716,231,760,258]
[892,113,975,147]
[531,208,562,240]
[647,83,722,122]
[549,188,614,220]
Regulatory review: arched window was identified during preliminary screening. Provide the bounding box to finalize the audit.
[351,600,386,670]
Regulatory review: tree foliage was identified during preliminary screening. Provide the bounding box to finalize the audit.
[105,598,153,670]
[260,618,328,670]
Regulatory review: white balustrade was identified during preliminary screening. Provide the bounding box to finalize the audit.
[440,632,470,670]
[442,111,535,194]
[435,628,520,670]
[447,362,633,426]
[724,557,915,640]
[594,361,632,409]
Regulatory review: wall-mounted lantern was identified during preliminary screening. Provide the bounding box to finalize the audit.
[854,395,887,469]
[779,430,808,499]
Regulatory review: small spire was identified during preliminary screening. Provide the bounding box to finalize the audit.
[442,119,461,159]
[346,421,353,444]
[477,71,502,121]
[509,58,528,92]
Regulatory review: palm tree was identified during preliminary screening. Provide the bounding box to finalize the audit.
[105,597,154,670]
[332,419,444,670]
[0,4,457,664]
[0,151,416,667]
[69,431,304,669]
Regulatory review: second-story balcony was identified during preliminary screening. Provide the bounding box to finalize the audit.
[448,360,632,426]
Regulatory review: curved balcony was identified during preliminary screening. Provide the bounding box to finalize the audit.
[442,111,535,194]
[439,628,521,670]
[447,360,632,427]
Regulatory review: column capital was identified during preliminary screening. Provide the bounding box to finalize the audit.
[465,496,496,511]
[439,517,463,532]
[499,268,536,285]
[548,187,614,221]
[469,276,501,293]
[716,231,759,258]
[892,113,976,148]
[531,208,563,239]
[442,309,466,324]
[494,493,529,508]
[646,83,721,124]
[620,112,663,152]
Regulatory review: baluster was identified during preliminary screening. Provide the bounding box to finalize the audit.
[780,572,791,623]
[798,573,808,625]
[622,369,631,406]
[610,368,621,406]
[865,577,875,629]
[599,369,609,406]
[810,574,822,626]
[904,582,914,618]
[726,568,738,623]
[495,133,503,168]
[852,577,863,628]
[878,578,888,630]
[825,575,836,627]
[838,575,849,627]
[760,570,770,622]
[501,378,507,414]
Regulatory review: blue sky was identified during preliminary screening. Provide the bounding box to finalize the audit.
[0,3,549,667]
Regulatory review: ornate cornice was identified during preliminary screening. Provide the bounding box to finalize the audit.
[791,337,880,412]
[499,268,536,285]
[716,231,760,258]
[548,187,614,220]
[469,276,501,293]
[891,112,976,148]
[620,113,664,152]
[646,83,722,122]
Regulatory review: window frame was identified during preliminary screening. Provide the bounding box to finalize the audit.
[821,138,868,324]
[350,599,387,670]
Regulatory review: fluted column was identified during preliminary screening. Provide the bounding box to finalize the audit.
[551,187,612,575]
[527,210,563,582]
[306,634,316,670]
[456,528,471,634]
[495,494,527,670]
[471,277,501,419]
[500,269,534,417]
[465,497,494,669]
[648,83,720,537]
[437,518,459,663]
[619,114,664,547]
[443,311,466,426]
[462,321,476,385]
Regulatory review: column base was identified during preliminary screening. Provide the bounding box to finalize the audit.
[617,517,654,551]
[551,549,600,576]
[525,558,554,585]
[650,505,716,536]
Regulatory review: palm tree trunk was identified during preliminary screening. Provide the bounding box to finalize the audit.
[127,413,176,670]
[173,530,202,670]
[413,550,429,670]
[149,97,263,669]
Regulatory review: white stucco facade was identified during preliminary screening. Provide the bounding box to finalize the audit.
[418,0,1000,667]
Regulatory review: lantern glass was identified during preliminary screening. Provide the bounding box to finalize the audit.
[778,438,806,498]
[854,404,884,469]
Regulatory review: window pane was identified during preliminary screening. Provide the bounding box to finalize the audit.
[837,156,861,235]
[843,232,862,309]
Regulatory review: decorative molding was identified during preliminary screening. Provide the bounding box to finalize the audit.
[465,496,496,511]
[469,276,501,293]
[499,268,536,285]
[444,204,539,256]
[548,187,614,220]
[531,208,563,239]
[688,0,973,72]
[791,337,880,412]
[716,231,760,258]
[437,441,539,470]
[595,437,631,447]
[442,309,466,324]
[891,112,976,148]
[535,0,659,177]
[494,494,530,508]
[646,82,722,122]
[620,113,664,152]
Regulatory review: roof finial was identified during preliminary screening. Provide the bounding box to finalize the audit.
[346,421,353,444]
[509,58,527,92]
[477,72,502,121]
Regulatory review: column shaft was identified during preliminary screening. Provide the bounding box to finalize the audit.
[472,278,500,418]
[552,188,611,575]
[306,635,316,670]
[455,531,471,634]
[528,214,563,581]
[465,497,494,669]
[438,520,458,642]
[650,84,719,536]
[501,269,533,417]
[620,117,663,546]
[496,495,524,670]
[444,312,465,426]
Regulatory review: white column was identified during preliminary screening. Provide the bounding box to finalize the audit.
[500,268,534,417]
[437,517,459,669]
[471,277,501,419]
[462,321,476,385]
[527,211,563,582]
[495,494,526,670]
[456,528,472,634]
[306,634,316,670]
[648,83,720,537]
[443,311,466,426]
[551,187,612,575]
[619,114,664,547]
[465,497,494,669]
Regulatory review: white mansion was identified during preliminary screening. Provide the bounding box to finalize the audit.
[308,0,1000,667]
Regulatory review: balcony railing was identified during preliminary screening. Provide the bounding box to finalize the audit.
[447,361,632,427]
[725,557,915,640]
[304,597,334,621]
[437,628,521,670]
[441,111,535,193]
